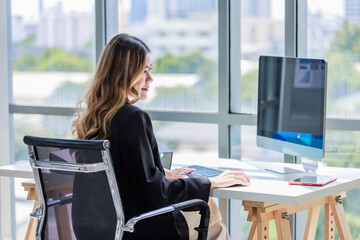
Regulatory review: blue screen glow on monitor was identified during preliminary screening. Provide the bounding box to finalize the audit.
[257,56,327,160]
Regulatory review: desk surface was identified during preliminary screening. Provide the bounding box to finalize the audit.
[175,158,360,205]
[0,161,33,179]
[2,158,360,206]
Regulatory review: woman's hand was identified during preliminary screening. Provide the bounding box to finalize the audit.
[209,170,251,189]
[164,168,195,180]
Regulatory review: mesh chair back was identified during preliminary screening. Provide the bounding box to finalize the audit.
[24,136,210,240]
[24,136,124,240]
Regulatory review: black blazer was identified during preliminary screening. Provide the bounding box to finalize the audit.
[72,103,211,240]
[108,103,211,240]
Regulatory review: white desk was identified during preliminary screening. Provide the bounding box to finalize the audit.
[174,158,360,240]
[173,158,360,203]
[2,159,360,240]
[0,161,33,179]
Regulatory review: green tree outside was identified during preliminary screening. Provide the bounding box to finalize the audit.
[14,48,94,72]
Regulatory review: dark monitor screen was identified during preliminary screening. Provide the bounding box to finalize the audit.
[257,56,327,160]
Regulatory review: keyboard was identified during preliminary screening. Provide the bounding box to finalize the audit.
[185,165,224,178]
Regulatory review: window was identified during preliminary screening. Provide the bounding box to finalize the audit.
[11,0,95,107]
[110,0,218,112]
[153,121,218,164]
[307,0,360,118]
[230,0,285,114]
[231,125,284,162]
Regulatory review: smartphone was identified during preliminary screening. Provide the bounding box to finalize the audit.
[288,176,337,186]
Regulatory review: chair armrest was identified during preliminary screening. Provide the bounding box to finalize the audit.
[121,205,174,232]
[122,199,209,235]
[172,199,209,212]
[173,199,210,240]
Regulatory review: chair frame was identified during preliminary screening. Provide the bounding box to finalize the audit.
[24,135,210,240]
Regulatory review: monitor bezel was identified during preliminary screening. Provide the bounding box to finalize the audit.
[256,55,327,161]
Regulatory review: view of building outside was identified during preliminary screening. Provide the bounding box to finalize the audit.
[11,0,95,107]
[308,0,360,118]
[11,0,97,162]
[230,0,285,163]
[237,0,285,114]
[117,0,219,112]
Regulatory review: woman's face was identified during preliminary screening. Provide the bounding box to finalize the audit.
[132,54,153,101]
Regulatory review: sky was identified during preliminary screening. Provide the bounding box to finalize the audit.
[271,0,345,19]
[12,0,346,21]
[11,0,94,20]
[307,0,345,16]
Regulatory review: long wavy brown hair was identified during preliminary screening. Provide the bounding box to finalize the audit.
[72,33,150,140]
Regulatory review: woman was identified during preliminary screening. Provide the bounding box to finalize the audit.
[72,33,250,240]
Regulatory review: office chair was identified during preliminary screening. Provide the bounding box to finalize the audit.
[23,135,210,240]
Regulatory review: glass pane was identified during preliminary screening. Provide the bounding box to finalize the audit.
[230,125,284,162]
[14,114,74,162]
[324,130,360,168]
[112,0,218,112]
[232,126,360,166]
[153,121,218,167]
[11,0,96,107]
[307,0,360,117]
[232,0,285,114]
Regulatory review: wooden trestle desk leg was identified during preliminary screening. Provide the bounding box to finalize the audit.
[22,181,38,240]
[303,205,321,239]
[244,203,272,240]
[325,202,335,240]
[243,192,352,240]
[247,207,258,239]
[328,193,352,240]
[273,210,292,240]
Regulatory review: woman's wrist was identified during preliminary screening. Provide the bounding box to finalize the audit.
[209,178,216,189]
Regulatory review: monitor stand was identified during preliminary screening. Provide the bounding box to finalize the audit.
[265,155,306,174]
[301,158,319,173]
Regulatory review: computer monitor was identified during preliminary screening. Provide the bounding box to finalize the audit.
[257,56,327,173]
